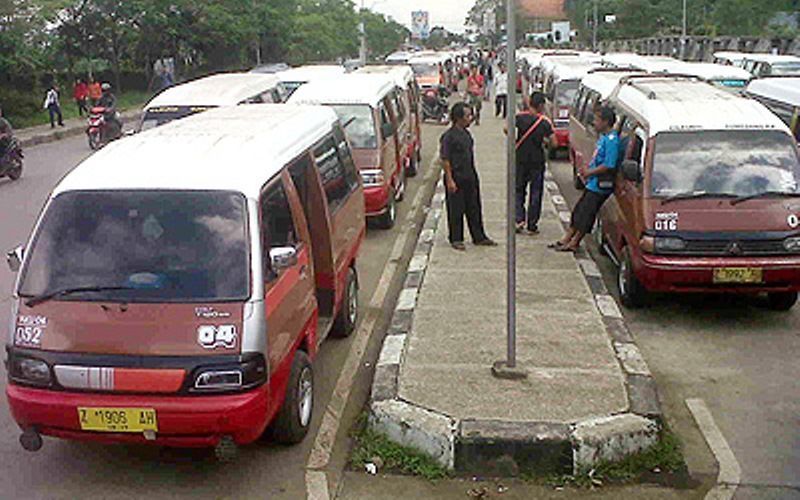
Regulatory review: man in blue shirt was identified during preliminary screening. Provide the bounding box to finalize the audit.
[550,106,619,252]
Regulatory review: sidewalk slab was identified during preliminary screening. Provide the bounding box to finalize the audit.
[368,115,662,476]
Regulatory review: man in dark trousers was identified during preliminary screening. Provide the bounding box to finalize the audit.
[441,102,497,251]
[508,92,556,234]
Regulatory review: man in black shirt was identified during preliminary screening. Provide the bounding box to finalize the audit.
[440,102,497,251]
[508,92,555,234]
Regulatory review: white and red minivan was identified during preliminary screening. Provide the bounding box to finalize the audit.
[5,104,365,459]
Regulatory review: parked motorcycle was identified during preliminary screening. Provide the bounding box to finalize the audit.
[0,137,23,181]
[86,106,122,150]
[421,86,449,125]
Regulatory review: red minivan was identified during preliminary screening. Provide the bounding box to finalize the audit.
[5,105,365,459]
[595,75,800,310]
[289,74,406,229]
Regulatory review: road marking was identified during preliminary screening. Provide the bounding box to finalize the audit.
[686,398,741,500]
[304,156,440,498]
[305,470,330,500]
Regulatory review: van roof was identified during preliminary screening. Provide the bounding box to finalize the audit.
[288,74,396,108]
[543,59,598,81]
[611,76,787,136]
[355,65,414,89]
[742,54,800,64]
[144,73,281,109]
[582,71,644,99]
[680,62,751,81]
[54,105,339,200]
[408,54,445,65]
[275,65,346,84]
[746,77,800,107]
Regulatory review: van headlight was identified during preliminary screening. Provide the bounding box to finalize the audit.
[9,355,52,387]
[654,237,686,253]
[190,354,266,393]
[784,237,800,252]
[360,169,384,187]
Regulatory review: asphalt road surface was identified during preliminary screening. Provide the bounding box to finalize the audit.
[0,124,443,499]
[549,159,800,500]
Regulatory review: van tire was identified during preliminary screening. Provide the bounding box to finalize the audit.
[271,351,313,445]
[375,192,396,229]
[406,153,418,177]
[766,291,798,311]
[618,247,647,308]
[331,267,358,338]
[549,147,558,160]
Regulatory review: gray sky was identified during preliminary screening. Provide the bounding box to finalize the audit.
[369,0,473,33]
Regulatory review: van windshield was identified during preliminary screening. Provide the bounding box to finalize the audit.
[411,64,438,77]
[330,104,378,149]
[769,62,800,76]
[19,191,249,303]
[140,106,214,131]
[556,80,579,107]
[651,130,800,197]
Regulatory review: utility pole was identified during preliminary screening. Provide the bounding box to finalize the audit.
[359,0,367,65]
[682,0,687,37]
[592,0,598,52]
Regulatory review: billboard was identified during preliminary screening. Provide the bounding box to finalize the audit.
[411,11,430,40]
[551,21,571,44]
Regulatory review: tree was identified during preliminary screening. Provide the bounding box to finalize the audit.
[362,9,408,59]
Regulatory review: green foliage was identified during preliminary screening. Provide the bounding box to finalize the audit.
[349,418,448,480]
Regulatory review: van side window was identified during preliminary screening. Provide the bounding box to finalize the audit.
[379,104,392,139]
[333,125,361,192]
[409,85,419,112]
[314,136,351,213]
[393,91,407,123]
[261,181,298,276]
[572,87,585,116]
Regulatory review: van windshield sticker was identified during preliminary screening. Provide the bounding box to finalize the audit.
[655,212,679,231]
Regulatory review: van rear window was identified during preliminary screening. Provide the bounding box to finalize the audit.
[651,130,800,197]
[330,105,377,149]
[19,191,249,303]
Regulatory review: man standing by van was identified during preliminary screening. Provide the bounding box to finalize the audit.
[550,106,619,252]
[441,102,497,251]
[508,92,556,234]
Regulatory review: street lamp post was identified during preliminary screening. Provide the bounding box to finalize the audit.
[592,0,598,52]
[682,0,687,38]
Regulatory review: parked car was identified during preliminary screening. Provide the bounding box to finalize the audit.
[741,54,800,77]
[289,74,406,229]
[5,104,365,459]
[540,58,599,157]
[138,73,283,131]
[595,75,800,310]
[746,77,800,143]
[275,65,347,98]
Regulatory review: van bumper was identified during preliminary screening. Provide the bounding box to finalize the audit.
[364,185,391,216]
[6,383,270,447]
[554,128,570,148]
[636,253,800,293]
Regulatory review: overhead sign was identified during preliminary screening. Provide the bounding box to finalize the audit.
[411,11,430,40]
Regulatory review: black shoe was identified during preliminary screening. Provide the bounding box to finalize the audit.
[527,226,540,235]
[451,242,466,251]
[474,238,498,247]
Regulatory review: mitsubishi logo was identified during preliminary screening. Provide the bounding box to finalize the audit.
[726,242,743,256]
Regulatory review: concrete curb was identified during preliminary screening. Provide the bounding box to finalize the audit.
[17,110,141,149]
[368,169,664,476]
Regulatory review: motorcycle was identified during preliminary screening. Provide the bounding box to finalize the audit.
[0,136,23,181]
[86,106,122,150]
[421,86,449,125]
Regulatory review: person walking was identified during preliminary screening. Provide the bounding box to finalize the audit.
[43,84,64,128]
[467,67,485,126]
[508,92,556,234]
[494,64,508,118]
[440,102,497,251]
[0,104,14,157]
[482,59,494,102]
[87,78,102,106]
[73,78,89,116]
[550,105,620,252]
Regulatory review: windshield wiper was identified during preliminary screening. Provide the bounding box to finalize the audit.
[26,286,137,308]
[660,191,737,206]
[730,191,800,206]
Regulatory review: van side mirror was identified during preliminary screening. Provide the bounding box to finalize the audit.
[622,160,642,183]
[7,245,24,272]
[381,123,395,139]
[269,246,297,272]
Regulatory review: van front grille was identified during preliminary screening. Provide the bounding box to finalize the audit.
[678,239,787,256]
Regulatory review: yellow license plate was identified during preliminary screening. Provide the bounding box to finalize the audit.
[713,267,763,284]
[78,407,157,433]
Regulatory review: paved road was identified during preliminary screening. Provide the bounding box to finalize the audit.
[549,159,800,500]
[0,125,442,499]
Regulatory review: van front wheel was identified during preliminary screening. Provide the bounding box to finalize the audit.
[375,192,396,229]
[766,291,798,311]
[618,247,647,308]
[331,267,358,338]
[271,351,313,444]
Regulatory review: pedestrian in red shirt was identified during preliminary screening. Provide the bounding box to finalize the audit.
[87,78,102,107]
[467,66,485,126]
[73,79,89,116]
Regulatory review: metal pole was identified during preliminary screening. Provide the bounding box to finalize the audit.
[359,1,367,65]
[592,0,598,52]
[682,0,687,38]
[506,0,517,369]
